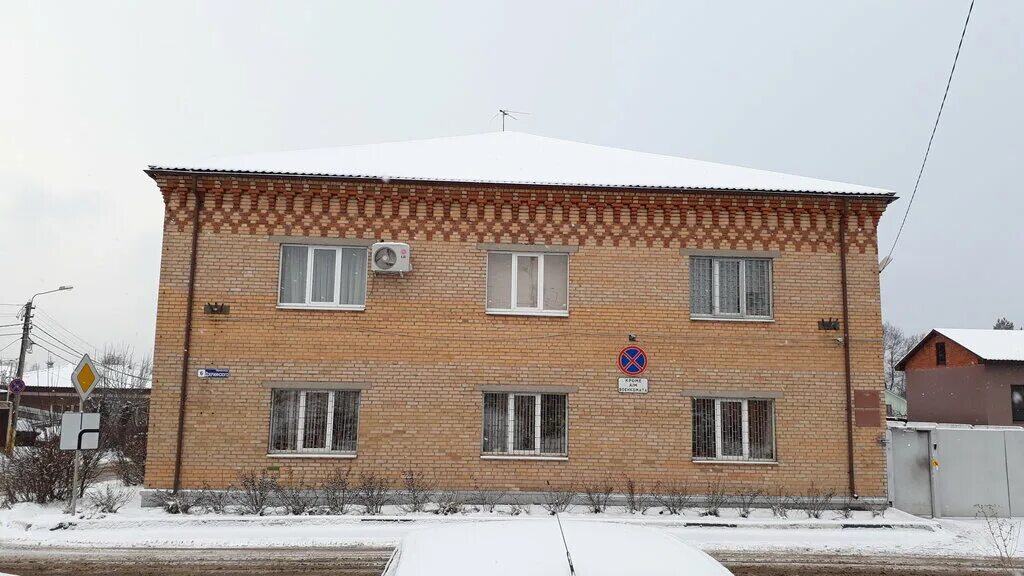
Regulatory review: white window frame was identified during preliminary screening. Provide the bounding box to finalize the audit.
[693,398,776,463]
[691,257,773,320]
[481,392,568,457]
[268,389,360,456]
[485,252,569,317]
[277,244,367,310]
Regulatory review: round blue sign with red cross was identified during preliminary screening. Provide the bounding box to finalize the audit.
[617,346,648,376]
[8,378,26,394]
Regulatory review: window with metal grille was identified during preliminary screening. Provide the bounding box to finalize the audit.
[1012,385,1024,422]
[278,245,367,309]
[692,398,775,462]
[269,389,360,454]
[935,342,947,366]
[690,257,772,319]
[486,252,569,316]
[482,393,567,456]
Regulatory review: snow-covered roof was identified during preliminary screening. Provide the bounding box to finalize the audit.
[390,519,730,576]
[935,328,1024,362]
[896,328,1024,369]
[3,363,152,390]
[151,132,893,197]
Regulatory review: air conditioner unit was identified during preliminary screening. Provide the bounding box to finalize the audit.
[371,242,412,273]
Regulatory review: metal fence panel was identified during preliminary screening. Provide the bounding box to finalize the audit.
[1005,431,1024,516]
[934,428,1010,517]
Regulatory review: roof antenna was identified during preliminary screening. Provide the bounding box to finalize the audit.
[495,109,530,132]
[554,512,576,575]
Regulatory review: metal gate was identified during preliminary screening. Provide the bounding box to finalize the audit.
[888,423,1024,517]
[888,427,933,516]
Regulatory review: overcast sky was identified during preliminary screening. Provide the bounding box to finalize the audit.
[1,1,1021,370]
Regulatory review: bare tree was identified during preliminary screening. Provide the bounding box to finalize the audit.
[93,346,152,486]
[883,323,923,396]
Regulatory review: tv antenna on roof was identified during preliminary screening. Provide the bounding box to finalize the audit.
[494,109,530,132]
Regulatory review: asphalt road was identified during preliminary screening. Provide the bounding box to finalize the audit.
[0,547,1012,576]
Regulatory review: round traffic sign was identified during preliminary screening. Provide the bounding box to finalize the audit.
[8,378,26,394]
[617,346,648,376]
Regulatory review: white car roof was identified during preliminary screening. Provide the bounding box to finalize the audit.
[389,519,731,576]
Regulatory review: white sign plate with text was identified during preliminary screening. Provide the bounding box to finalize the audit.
[618,377,648,394]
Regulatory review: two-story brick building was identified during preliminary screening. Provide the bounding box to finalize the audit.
[143,132,893,500]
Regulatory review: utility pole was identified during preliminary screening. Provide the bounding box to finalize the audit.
[3,285,73,454]
[3,300,32,454]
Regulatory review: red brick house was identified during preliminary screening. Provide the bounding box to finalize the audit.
[897,328,1024,425]
[143,132,893,501]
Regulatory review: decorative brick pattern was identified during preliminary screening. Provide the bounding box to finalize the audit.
[145,173,890,498]
[156,175,883,253]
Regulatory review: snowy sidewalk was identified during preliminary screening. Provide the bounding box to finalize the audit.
[0,498,1017,563]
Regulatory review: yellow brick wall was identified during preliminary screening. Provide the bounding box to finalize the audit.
[144,175,889,497]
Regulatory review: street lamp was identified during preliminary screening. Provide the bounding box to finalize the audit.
[3,285,74,453]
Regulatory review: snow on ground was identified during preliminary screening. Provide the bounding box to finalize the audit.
[0,484,1019,561]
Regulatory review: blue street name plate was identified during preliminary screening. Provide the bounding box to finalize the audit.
[197,368,230,379]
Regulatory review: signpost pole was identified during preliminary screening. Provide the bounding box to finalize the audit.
[69,401,82,516]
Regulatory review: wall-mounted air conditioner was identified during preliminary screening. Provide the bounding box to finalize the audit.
[371,242,412,273]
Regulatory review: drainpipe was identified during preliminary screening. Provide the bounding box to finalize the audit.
[173,175,203,493]
[839,200,857,498]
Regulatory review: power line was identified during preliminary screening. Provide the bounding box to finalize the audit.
[886,0,975,261]
[34,309,98,353]
[0,323,22,329]
[32,324,86,356]
[0,338,20,354]
[31,342,76,366]
[31,331,83,360]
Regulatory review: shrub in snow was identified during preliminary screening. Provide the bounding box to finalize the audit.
[836,495,856,519]
[156,489,201,514]
[583,481,614,513]
[356,472,391,515]
[276,482,321,516]
[653,481,691,515]
[735,487,764,518]
[701,481,728,517]
[400,469,436,513]
[112,429,147,487]
[87,484,135,513]
[623,476,652,515]
[504,493,528,516]
[433,491,465,515]
[198,482,234,514]
[976,504,1021,568]
[766,485,792,519]
[868,500,888,518]
[468,475,505,513]
[541,482,576,515]
[0,435,96,504]
[236,469,279,516]
[322,468,352,515]
[802,484,836,519]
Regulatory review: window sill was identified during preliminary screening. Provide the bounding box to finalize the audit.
[277,304,366,312]
[480,454,569,462]
[692,459,778,465]
[486,309,569,318]
[267,453,358,459]
[690,316,774,323]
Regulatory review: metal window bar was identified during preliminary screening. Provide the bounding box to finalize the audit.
[696,257,772,319]
[482,392,567,456]
[331,391,360,452]
[692,398,717,458]
[269,389,360,454]
[692,398,775,462]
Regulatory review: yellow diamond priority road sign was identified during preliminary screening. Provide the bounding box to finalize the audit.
[71,354,100,401]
